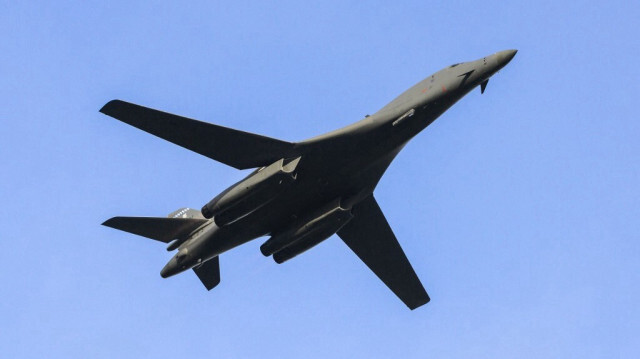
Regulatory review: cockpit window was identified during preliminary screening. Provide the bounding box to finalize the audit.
[449,63,461,68]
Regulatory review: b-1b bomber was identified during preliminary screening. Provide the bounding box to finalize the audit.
[102,49,517,309]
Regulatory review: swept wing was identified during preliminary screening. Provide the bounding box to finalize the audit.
[338,195,429,310]
[100,100,296,169]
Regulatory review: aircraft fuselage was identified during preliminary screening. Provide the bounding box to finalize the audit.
[159,50,518,278]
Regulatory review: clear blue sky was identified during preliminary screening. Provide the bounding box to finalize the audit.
[2,1,638,358]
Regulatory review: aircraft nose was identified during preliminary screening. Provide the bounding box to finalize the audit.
[494,49,518,67]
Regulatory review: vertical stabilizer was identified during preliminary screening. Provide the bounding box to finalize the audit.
[193,257,221,290]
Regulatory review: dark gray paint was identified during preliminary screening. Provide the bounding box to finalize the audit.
[101,49,517,309]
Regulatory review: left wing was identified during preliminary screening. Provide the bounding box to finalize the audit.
[337,195,429,309]
[100,100,297,169]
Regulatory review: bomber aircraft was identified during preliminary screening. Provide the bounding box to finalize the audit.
[102,49,517,309]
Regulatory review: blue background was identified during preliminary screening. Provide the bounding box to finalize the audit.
[2,1,638,357]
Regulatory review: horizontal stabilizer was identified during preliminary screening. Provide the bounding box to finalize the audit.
[193,256,220,290]
[337,195,430,310]
[102,216,208,243]
[100,100,297,169]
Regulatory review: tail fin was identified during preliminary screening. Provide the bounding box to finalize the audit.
[193,256,221,290]
[167,207,205,219]
[102,215,208,243]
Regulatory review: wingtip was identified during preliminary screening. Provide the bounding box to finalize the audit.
[408,294,431,310]
[101,217,118,227]
[99,99,122,115]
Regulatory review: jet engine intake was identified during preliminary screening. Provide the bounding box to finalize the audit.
[262,199,353,263]
[201,157,301,225]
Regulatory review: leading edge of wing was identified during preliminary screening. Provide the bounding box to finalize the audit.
[100,100,297,169]
[337,195,429,310]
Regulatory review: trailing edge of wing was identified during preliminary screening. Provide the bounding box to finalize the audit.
[337,195,430,310]
[102,216,208,243]
[100,100,297,169]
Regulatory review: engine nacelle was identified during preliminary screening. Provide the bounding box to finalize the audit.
[261,199,353,263]
[201,157,301,225]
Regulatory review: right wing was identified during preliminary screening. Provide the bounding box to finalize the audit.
[102,217,208,243]
[100,100,297,169]
[337,195,430,310]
